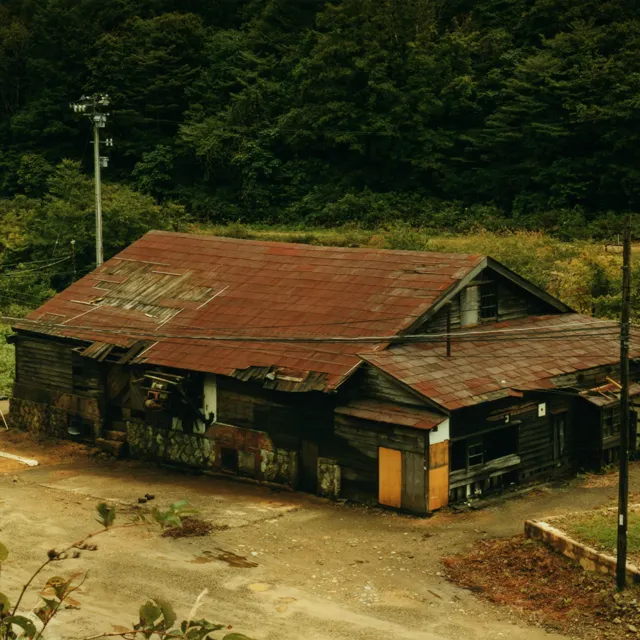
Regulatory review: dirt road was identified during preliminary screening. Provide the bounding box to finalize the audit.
[0,432,633,640]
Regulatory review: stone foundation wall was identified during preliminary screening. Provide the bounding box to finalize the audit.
[11,386,102,441]
[128,421,217,468]
[10,397,70,438]
[127,420,299,487]
[318,457,341,499]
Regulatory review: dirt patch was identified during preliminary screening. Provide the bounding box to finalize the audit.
[162,516,221,538]
[580,470,620,489]
[443,536,640,639]
[0,430,90,473]
[216,549,258,568]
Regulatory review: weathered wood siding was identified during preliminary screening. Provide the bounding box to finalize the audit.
[333,413,426,505]
[419,267,559,333]
[449,394,575,500]
[349,365,424,406]
[216,376,334,453]
[516,398,573,480]
[15,336,73,391]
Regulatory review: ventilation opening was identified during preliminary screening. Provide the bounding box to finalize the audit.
[220,448,239,474]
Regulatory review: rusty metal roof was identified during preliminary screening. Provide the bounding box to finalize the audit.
[580,382,640,407]
[364,314,640,410]
[18,231,483,391]
[335,399,446,430]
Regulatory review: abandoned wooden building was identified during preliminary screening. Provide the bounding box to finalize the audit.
[9,231,640,513]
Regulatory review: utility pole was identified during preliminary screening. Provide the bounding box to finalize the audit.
[616,214,632,591]
[70,94,112,267]
[70,239,76,284]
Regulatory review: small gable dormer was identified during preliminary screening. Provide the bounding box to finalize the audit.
[415,261,570,334]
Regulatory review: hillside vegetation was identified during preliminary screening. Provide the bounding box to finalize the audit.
[0,0,639,235]
[198,223,636,321]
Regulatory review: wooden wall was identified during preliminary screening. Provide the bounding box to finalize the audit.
[15,335,74,391]
[517,397,573,480]
[419,267,559,333]
[449,393,576,500]
[216,377,332,450]
[347,365,425,406]
[332,413,427,508]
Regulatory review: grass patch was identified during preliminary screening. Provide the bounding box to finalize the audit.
[560,509,640,558]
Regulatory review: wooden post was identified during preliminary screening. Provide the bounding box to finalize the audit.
[617,214,632,591]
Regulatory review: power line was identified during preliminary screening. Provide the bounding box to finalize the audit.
[0,254,72,269]
[0,256,71,277]
[4,315,622,344]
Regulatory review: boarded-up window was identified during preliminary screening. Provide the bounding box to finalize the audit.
[460,286,479,326]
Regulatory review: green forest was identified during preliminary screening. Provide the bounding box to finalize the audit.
[0,0,638,348]
[1,0,639,235]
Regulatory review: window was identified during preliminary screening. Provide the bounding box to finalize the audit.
[468,438,484,467]
[603,405,621,438]
[479,283,498,320]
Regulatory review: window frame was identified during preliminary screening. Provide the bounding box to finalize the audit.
[467,437,485,468]
[479,282,499,321]
[602,405,621,439]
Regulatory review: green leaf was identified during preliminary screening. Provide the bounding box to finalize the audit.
[223,634,255,640]
[44,576,68,600]
[0,592,10,615]
[95,503,116,528]
[154,597,176,628]
[139,601,162,626]
[6,615,37,638]
[0,542,8,562]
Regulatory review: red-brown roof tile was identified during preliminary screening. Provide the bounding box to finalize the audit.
[364,314,639,410]
[19,231,483,391]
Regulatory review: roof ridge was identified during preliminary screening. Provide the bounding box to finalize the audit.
[145,230,484,260]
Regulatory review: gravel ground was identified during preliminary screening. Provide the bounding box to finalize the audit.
[2,431,638,640]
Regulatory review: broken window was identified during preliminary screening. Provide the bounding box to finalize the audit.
[479,283,498,320]
[603,405,621,438]
[220,447,239,474]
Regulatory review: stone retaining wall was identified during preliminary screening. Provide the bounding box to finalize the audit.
[10,397,70,438]
[128,421,217,468]
[127,420,299,487]
[525,519,640,583]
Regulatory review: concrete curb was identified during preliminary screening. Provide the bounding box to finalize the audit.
[524,519,640,583]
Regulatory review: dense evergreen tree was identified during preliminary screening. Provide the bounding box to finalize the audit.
[0,0,639,230]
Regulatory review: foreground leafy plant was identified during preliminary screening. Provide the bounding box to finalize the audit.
[0,502,251,640]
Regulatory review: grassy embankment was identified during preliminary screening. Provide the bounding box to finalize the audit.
[561,509,640,559]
